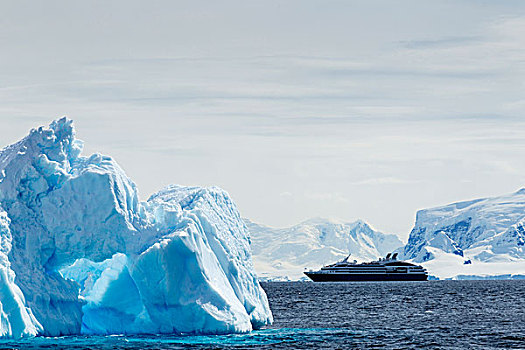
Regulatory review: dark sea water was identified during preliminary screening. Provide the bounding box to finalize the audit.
[1,281,524,350]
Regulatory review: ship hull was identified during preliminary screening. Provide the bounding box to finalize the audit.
[304,272,428,282]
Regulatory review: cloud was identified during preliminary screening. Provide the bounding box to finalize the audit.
[399,36,483,49]
[304,192,349,203]
[279,191,293,198]
[2,2,525,235]
[351,177,415,186]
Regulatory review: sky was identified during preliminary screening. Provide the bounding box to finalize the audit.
[2,0,525,240]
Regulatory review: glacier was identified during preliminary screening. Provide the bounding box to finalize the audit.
[247,218,403,280]
[402,189,525,279]
[0,118,272,337]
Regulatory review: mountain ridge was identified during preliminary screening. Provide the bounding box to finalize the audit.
[247,217,403,280]
[402,188,525,278]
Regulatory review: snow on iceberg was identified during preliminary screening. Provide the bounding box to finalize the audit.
[0,208,42,338]
[0,118,272,337]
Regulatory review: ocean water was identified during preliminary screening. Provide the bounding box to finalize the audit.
[1,281,523,349]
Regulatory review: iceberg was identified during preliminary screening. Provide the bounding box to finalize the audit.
[0,118,272,337]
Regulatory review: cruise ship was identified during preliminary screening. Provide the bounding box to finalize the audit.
[304,253,428,282]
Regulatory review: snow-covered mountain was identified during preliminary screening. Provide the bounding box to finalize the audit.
[0,118,271,338]
[403,189,525,279]
[247,218,403,280]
